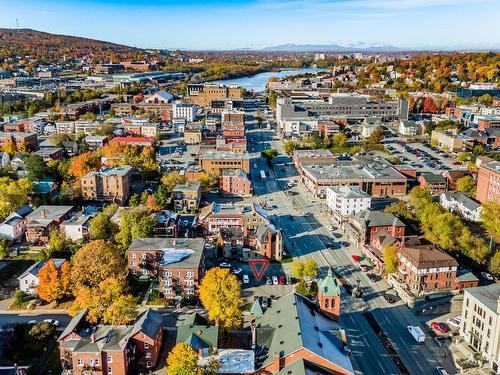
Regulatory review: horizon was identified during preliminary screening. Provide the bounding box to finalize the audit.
[1,0,500,50]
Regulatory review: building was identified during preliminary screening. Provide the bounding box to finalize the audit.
[431,129,472,152]
[173,102,198,122]
[326,186,371,224]
[418,173,448,195]
[75,120,100,135]
[442,170,470,192]
[254,292,354,374]
[0,151,9,168]
[127,238,205,299]
[85,135,108,150]
[460,284,500,374]
[81,166,134,204]
[58,308,164,374]
[0,204,33,241]
[344,209,406,247]
[397,244,458,293]
[143,90,173,104]
[184,124,202,145]
[476,156,500,203]
[220,169,252,197]
[0,132,38,149]
[18,259,67,295]
[187,84,244,108]
[172,182,201,212]
[398,120,421,136]
[60,207,99,242]
[298,156,408,198]
[25,206,74,244]
[317,268,341,320]
[440,192,483,222]
[110,136,155,148]
[33,147,65,162]
[199,151,253,174]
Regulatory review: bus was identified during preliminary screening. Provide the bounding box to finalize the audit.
[260,170,267,182]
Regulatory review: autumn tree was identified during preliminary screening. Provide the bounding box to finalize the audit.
[24,155,50,181]
[0,177,33,221]
[284,140,300,156]
[46,230,66,255]
[70,240,125,290]
[199,267,242,329]
[481,201,500,237]
[330,132,348,149]
[456,175,477,197]
[115,206,157,250]
[37,260,71,303]
[2,139,17,156]
[489,251,500,275]
[423,96,438,113]
[384,200,413,220]
[166,343,202,375]
[161,171,186,193]
[89,211,118,240]
[383,245,399,274]
[69,151,101,179]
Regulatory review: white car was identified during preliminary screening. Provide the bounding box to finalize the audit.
[232,267,242,275]
[266,277,272,285]
[326,225,334,231]
[219,262,231,268]
[27,320,38,325]
[481,272,494,281]
[436,367,449,375]
[446,316,462,328]
[43,319,60,327]
[242,275,249,284]
[272,276,279,285]
[210,189,219,194]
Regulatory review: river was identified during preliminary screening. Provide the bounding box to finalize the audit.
[209,67,327,92]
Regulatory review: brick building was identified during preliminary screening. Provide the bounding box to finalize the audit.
[25,206,74,244]
[418,173,448,195]
[0,132,38,150]
[199,151,253,174]
[187,84,243,108]
[58,308,163,374]
[476,156,500,203]
[81,166,134,205]
[318,268,341,320]
[220,169,252,197]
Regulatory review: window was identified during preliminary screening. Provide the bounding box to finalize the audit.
[131,253,137,259]
[108,356,113,363]
[144,343,149,349]
[145,352,151,359]
[78,358,84,366]
[108,367,113,374]
[95,358,99,366]
[146,361,152,368]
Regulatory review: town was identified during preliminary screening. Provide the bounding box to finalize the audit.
[0,6,499,375]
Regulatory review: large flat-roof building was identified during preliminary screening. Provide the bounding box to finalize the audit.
[81,165,134,204]
[476,156,500,204]
[199,151,254,174]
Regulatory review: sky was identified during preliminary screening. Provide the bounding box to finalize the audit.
[0,0,499,50]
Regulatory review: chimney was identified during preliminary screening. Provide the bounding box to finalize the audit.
[40,209,46,218]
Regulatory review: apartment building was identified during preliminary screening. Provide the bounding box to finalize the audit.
[172,182,201,212]
[418,173,448,195]
[81,166,134,205]
[397,244,458,293]
[398,120,422,136]
[0,132,38,149]
[184,124,202,145]
[187,84,243,108]
[33,147,65,162]
[221,168,252,197]
[173,102,198,122]
[476,156,500,203]
[326,186,371,224]
[440,192,483,222]
[460,284,500,374]
[431,129,473,152]
[199,151,253,174]
[75,120,100,135]
[58,308,164,374]
[109,136,155,148]
[222,111,245,123]
[127,238,205,299]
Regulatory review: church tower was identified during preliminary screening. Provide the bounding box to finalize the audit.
[317,267,341,320]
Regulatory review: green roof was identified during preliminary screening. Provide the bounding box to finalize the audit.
[176,325,219,350]
[318,268,340,297]
[421,173,446,183]
[251,299,264,318]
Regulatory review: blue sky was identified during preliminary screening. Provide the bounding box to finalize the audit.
[0,0,499,50]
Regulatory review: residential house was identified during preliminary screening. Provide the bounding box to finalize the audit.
[81,166,134,205]
[60,207,99,242]
[0,151,10,168]
[127,238,205,299]
[326,186,371,224]
[18,259,67,295]
[172,182,201,212]
[25,206,74,244]
[440,192,483,222]
[459,284,500,374]
[85,135,108,150]
[418,173,448,195]
[220,169,252,197]
[0,204,33,241]
[10,154,28,177]
[58,308,164,373]
[254,292,354,374]
[155,210,179,238]
[398,120,421,136]
[33,147,65,162]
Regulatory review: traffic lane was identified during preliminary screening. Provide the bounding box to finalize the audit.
[0,312,72,329]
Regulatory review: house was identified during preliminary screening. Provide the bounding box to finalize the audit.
[398,120,421,136]
[397,244,459,293]
[172,182,201,212]
[220,168,252,197]
[418,173,448,195]
[254,292,354,374]
[459,284,500,374]
[60,207,99,242]
[440,192,483,222]
[18,259,67,295]
[143,90,173,104]
[10,154,28,177]
[33,147,65,162]
[176,313,219,355]
[127,238,205,299]
[25,206,74,244]
[85,135,108,150]
[0,204,33,241]
[58,308,164,373]
[326,186,371,224]
[62,141,79,156]
[0,151,10,168]
[81,166,134,205]
[155,210,179,237]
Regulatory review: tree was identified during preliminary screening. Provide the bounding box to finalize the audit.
[0,237,9,260]
[89,212,118,240]
[310,131,322,149]
[199,267,242,329]
[489,251,500,275]
[37,260,71,303]
[166,343,202,375]
[46,230,66,255]
[70,240,125,290]
[284,140,300,156]
[0,177,33,221]
[291,261,305,279]
[423,96,438,113]
[268,90,278,108]
[130,215,157,240]
[481,201,500,237]
[330,132,348,149]
[456,175,477,197]
[261,148,279,167]
[161,171,187,193]
[303,259,319,280]
[384,200,413,220]
[2,139,17,156]
[368,127,384,144]
[24,155,50,181]
[69,151,101,179]
[153,184,170,208]
[29,322,55,342]
[115,206,156,250]
[383,245,398,274]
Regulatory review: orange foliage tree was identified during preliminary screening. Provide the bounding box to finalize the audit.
[37,260,71,303]
[69,151,101,179]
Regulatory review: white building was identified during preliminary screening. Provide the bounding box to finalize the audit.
[55,121,75,134]
[460,284,500,374]
[439,192,483,222]
[326,186,371,224]
[0,204,33,241]
[0,151,10,168]
[75,120,100,135]
[173,102,197,122]
[144,90,173,104]
[18,259,67,295]
[398,120,420,136]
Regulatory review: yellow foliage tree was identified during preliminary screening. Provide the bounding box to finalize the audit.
[166,343,202,375]
[383,245,399,274]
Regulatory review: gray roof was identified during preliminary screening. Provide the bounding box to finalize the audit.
[465,284,500,314]
[128,308,162,341]
[201,150,254,160]
[255,292,353,374]
[355,209,405,228]
[84,165,134,178]
[173,181,201,193]
[294,149,334,159]
[455,272,479,283]
[441,192,481,211]
[26,206,73,226]
[328,186,370,199]
[18,258,66,280]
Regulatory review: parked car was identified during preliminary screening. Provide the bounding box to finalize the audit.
[220,262,231,268]
[383,294,397,304]
[326,225,334,231]
[480,272,494,281]
[210,189,219,194]
[272,276,279,285]
[431,321,450,333]
[359,264,368,272]
[266,277,272,285]
[435,366,449,375]
[242,274,249,284]
[446,316,462,328]
[279,275,286,285]
[43,319,60,327]
[261,297,269,308]
[232,267,242,275]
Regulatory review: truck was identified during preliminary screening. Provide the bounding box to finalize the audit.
[260,170,267,182]
[407,325,426,343]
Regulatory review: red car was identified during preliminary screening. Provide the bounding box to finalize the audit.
[352,255,360,263]
[431,321,449,333]
[279,276,286,285]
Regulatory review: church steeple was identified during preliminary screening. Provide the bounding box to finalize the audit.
[317,267,341,320]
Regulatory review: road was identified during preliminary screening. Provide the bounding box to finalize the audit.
[0,312,72,329]
[245,121,457,375]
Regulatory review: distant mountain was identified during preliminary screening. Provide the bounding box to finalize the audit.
[0,28,140,54]
[261,43,402,52]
